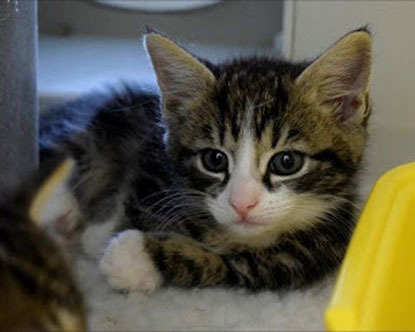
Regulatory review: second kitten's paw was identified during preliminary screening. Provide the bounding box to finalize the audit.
[99,230,162,293]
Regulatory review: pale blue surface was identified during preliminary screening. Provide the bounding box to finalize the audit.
[38,35,278,108]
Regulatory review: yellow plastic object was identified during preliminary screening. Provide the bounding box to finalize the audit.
[325,162,415,331]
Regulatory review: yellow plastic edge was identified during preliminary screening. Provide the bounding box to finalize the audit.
[325,162,415,331]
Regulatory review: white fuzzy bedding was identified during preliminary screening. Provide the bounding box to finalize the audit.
[74,222,333,331]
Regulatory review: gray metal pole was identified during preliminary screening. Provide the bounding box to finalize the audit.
[0,0,38,198]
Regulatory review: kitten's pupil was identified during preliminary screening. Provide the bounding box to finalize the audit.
[281,154,294,169]
[201,149,228,173]
[269,151,304,176]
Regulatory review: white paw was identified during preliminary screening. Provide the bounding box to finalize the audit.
[99,230,162,293]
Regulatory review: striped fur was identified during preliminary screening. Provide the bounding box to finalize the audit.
[40,28,372,292]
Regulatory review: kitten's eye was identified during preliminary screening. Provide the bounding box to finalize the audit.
[269,151,304,176]
[200,149,228,173]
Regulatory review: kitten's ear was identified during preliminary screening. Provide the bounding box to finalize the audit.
[144,33,215,118]
[296,29,372,123]
[29,158,80,236]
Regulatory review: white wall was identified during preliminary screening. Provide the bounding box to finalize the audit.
[37,1,285,109]
[38,0,283,47]
[288,1,415,193]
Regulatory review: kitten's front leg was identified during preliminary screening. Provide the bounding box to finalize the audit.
[100,230,228,293]
[99,230,162,292]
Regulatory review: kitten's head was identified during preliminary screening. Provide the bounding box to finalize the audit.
[145,29,372,238]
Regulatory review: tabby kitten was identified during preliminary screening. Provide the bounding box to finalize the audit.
[0,159,86,331]
[40,28,372,293]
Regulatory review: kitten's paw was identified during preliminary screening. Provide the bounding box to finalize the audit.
[99,230,162,293]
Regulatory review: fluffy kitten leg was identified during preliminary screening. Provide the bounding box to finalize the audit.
[100,229,342,292]
[100,230,227,292]
[100,230,162,293]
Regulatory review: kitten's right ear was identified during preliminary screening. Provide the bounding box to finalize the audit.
[296,29,372,124]
[144,33,215,119]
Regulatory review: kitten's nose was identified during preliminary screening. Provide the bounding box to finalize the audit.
[229,182,260,219]
[230,198,259,219]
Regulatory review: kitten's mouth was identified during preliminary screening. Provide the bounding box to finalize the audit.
[235,218,265,228]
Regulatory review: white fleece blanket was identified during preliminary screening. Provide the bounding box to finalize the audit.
[75,225,333,331]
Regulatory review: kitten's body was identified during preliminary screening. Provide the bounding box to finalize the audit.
[40,30,372,292]
[0,161,86,331]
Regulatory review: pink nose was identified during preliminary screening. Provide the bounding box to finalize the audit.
[229,194,259,219]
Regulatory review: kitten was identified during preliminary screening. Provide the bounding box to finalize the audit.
[0,158,86,331]
[40,28,372,292]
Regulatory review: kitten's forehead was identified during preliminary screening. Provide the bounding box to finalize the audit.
[214,68,291,148]
[180,59,307,147]
[211,60,346,157]
[179,57,364,165]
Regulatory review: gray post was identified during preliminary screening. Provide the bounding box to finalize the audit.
[0,0,38,199]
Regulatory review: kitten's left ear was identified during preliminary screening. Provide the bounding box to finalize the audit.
[144,33,215,120]
[29,158,80,237]
[296,29,372,123]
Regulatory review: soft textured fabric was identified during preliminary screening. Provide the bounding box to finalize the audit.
[76,225,333,331]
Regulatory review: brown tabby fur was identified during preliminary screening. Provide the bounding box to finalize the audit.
[40,28,372,291]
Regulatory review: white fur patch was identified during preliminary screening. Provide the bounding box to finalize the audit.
[100,230,162,293]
